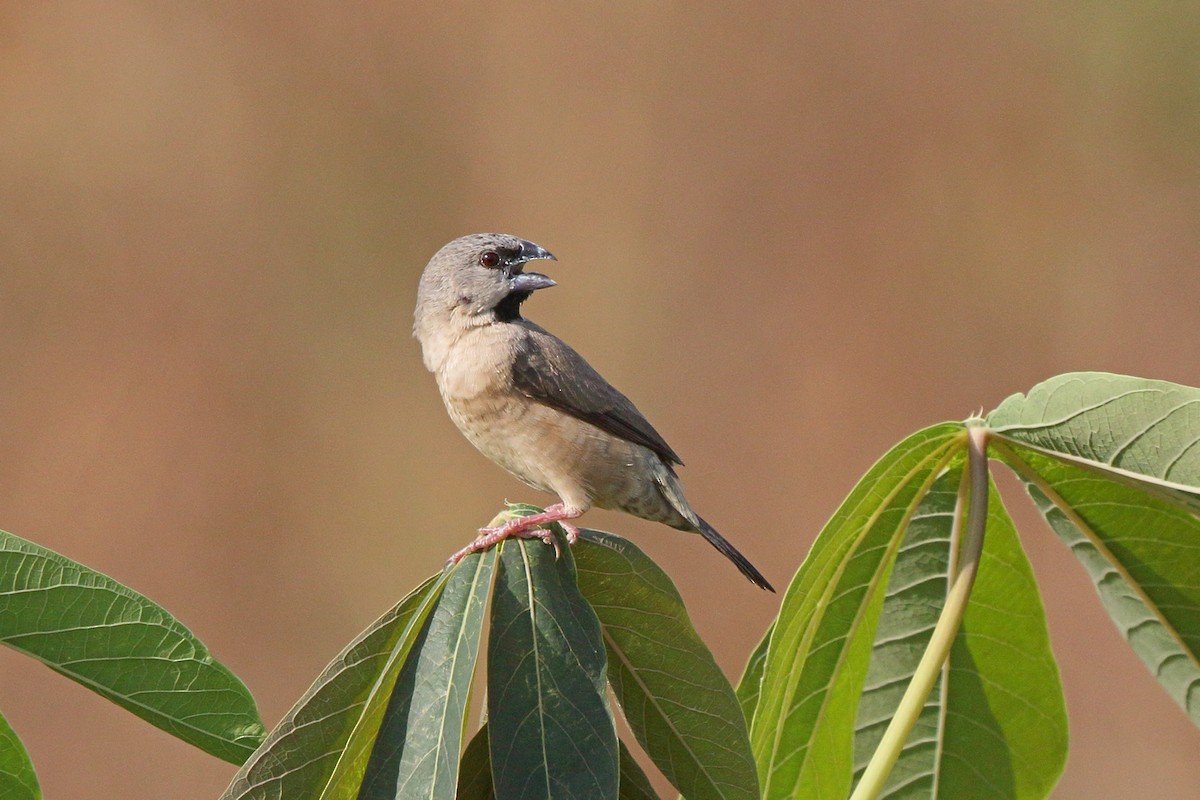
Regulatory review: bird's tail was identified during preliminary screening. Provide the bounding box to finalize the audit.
[653,467,774,591]
[693,514,775,592]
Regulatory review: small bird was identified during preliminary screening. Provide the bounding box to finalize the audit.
[413,233,773,591]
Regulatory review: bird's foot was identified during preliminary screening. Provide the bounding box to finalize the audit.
[559,520,581,545]
[513,525,562,558]
[446,504,582,566]
[446,526,511,566]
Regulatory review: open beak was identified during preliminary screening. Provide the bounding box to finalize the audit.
[509,239,557,292]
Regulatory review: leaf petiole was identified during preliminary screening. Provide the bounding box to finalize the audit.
[851,423,990,800]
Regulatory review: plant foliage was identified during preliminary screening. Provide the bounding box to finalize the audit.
[223,512,756,800]
[217,371,1198,800]
[0,531,265,800]
[5,372,1198,799]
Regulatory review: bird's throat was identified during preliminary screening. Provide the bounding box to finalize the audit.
[494,291,530,323]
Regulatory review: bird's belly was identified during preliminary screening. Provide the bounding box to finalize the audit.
[442,390,560,495]
[441,388,658,515]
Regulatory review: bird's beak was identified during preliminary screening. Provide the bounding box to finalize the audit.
[509,271,556,293]
[518,239,556,263]
[508,239,557,293]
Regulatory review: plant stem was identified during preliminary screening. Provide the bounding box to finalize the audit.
[850,424,990,800]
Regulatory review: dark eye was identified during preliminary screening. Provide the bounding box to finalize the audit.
[479,250,501,268]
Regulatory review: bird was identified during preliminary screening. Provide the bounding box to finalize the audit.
[412,233,773,591]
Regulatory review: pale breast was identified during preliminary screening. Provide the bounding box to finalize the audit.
[435,327,559,496]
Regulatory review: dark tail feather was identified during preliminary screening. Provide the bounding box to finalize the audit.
[694,515,775,592]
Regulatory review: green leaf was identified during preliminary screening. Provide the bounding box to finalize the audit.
[488,536,617,800]
[359,550,497,799]
[735,627,771,728]
[0,530,264,764]
[0,710,39,800]
[852,469,1067,799]
[457,724,659,800]
[850,467,956,797]
[990,373,1200,724]
[456,725,495,800]
[988,372,1200,491]
[574,530,758,800]
[221,572,449,799]
[749,423,965,800]
[998,441,1200,724]
[617,742,660,800]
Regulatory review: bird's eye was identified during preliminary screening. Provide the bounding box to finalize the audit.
[479,250,501,268]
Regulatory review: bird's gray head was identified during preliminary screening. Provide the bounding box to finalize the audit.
[415,233,556,329]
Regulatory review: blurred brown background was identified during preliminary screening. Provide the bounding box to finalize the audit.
[1,3,1198,797]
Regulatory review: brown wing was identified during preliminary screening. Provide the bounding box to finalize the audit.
[512,324,683,466]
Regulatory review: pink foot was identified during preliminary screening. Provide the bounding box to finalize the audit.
[447,503,583,565]
[559,520,581,545]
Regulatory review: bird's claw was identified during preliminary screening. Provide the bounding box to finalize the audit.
[514,526,562,558]
[447,519,579,567]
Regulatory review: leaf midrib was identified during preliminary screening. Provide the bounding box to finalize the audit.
[604,625,733,799]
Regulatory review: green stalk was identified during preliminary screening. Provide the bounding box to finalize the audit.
[850,424,990,800]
